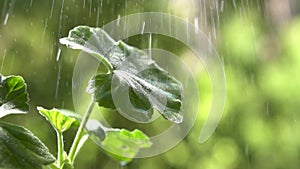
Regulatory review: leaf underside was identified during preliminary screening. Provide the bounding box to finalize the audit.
[102,129,152,164]
[60,26,183,123]
[0,122,55,169]
[86,120,152,165]
[0,74,29,118]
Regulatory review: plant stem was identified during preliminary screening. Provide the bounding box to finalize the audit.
[56,131,64,167]
[68,99,95,163]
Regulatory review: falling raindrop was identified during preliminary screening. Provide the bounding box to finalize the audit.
[96,6,100,27]
[49,43,54,61]
[1,49,6,73]
[203,0,207,27]
[167,11,172,35]
[50,0,55,19]
[266,101,269,116]
[215,0,220,30]
[256,0,261,13]
[56,48,62,61]
[8,53,15,74]
[220,0,225,13]
[233,0,237,9]
[141,21,145,35]
[41,18,48,48]
[89,0,93,17]
[194,17,199,34]
[3,13,9,25]
[1,0,7,19]
[245,144,251,168]
[116,14,121,26]
[148,33,152,59]
[55,60,62,100]
[211,12,217,39]
[246,0,250,14]
[57,0,65,38]
[245,144,249,156]
[185,17,189,42]
[3,0,15,26]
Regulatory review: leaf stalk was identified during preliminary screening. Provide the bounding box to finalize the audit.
[56,131,64,167]
[68,99,95,163]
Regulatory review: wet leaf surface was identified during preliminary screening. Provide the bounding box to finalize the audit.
[0,75,29,118]
[61,26,183,123]
[0,122,55,169]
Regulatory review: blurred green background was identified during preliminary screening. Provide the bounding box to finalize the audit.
[1,0,300,168]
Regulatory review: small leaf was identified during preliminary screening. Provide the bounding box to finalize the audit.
[58,109,81,128]
[37,107,79,133]
[0,74,29,118]
[86,120,152,164]
[0,121,55,169]
[60,26,183,123]
[103,129,152,164]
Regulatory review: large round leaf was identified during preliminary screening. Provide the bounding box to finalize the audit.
[60,26,183,123]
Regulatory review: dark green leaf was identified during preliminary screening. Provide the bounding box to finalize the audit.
[37,107,80,133]
[0,74,29,118]
[86,73,115,109]
[86,120,152,165]
[60,26,183,123]
[0,122,55,169]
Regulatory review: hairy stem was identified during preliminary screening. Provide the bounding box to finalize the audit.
[68,99,95,163]
[56,131,64,167]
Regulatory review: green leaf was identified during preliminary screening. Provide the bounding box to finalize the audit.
[59,26,114,70]
[37,107,80,133]
[103,129,152,164]
[57,109,81,128]
[86,120,152,165]
[60,26,183,123]
[86,73,114,109]
[0,122,55,169]
[0,74,29,118]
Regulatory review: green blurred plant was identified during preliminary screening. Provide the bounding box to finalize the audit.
[0,26,183,169]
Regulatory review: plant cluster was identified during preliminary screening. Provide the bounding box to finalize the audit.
[0,26,183,169]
